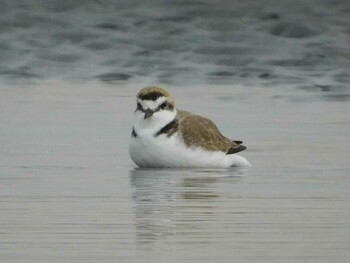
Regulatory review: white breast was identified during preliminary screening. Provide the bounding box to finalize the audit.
[129,131,251,168]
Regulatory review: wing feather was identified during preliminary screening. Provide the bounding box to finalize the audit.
[177,110,246,154]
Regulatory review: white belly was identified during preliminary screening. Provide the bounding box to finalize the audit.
[129,132,251,168]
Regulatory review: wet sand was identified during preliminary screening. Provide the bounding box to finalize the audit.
[1,0,350,90]
[1,83,349,262]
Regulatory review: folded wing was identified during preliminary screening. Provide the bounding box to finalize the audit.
[177,110,246,154]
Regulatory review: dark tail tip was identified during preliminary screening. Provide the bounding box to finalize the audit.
[226,145,247,155]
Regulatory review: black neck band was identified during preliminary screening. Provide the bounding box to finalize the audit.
[155,119,178,137]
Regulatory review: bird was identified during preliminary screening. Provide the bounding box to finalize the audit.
[129,86,251,168]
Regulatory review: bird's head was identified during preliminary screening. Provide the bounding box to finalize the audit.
[135,86,176,121]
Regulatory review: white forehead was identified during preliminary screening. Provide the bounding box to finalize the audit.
[138,96,167,110]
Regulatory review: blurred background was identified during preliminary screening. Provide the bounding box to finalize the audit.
[1,0,350,91]
[1,1,350,263]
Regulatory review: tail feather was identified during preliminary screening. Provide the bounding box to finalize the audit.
[226,145,247,155]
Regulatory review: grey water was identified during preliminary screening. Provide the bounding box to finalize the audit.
[1,0,350,262]
[1,84,349,262]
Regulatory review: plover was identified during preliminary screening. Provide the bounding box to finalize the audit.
[129,86,251,168]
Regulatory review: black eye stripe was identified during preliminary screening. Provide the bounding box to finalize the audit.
[137,101,172,112]
[137,102,144,111]
[154,101,168,111]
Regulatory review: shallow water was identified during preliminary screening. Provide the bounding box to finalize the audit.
[1,84,349,262]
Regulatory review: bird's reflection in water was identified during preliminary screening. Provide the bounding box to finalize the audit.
[130,168,246,245]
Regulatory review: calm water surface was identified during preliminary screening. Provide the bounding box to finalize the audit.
[1,84,349,262]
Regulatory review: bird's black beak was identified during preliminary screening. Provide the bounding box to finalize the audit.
[144,109,154,119]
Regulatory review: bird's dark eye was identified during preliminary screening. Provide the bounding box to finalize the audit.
[137,102,143,111]
[160,102,168,109]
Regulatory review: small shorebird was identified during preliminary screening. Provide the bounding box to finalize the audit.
[129,86,251,168]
